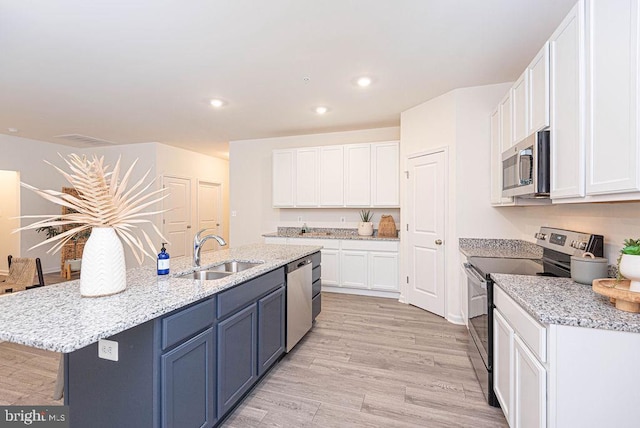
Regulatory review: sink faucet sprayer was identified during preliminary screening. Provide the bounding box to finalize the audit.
[193,228,227,266]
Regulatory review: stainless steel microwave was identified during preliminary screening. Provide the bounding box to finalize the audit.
[502,130,550,198]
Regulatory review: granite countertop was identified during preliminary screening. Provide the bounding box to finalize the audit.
[264,227,400,242]
[492,274,640,334]
[0,243,321,353]
[459,238,542,259]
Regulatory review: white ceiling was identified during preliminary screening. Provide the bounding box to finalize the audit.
[0,0,576,159]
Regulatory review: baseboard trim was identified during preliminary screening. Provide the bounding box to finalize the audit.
[447,313,465,325]
[321,285,400,299]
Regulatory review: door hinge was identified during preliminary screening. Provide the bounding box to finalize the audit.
[406,276,409,284]
[163,219,165,224]
[406,224,409,232]
[405,171,409,179]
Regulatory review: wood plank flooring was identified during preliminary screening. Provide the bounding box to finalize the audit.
[222,293,507,427]
[0,291,506,427]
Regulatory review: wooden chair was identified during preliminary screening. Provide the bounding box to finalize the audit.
[1,255,45,294]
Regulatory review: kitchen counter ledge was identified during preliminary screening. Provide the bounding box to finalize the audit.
[0,243,321,353]
[492,273,640,333]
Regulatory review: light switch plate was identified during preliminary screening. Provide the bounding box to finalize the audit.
[98,339,118,362]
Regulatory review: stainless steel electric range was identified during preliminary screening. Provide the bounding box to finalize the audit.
[463,227,604,407]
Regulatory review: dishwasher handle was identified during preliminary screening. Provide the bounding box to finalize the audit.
[287,257,312,273]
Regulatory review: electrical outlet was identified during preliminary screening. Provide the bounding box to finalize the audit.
[340,217,345,222]
[231,211,237,217]
[98,339,119,362]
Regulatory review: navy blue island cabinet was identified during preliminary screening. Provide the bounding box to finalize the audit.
[65,264,292,428]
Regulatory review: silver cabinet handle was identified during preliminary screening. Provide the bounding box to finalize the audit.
[435,239,443,245]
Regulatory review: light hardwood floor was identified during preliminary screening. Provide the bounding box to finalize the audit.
[0,291,506,427]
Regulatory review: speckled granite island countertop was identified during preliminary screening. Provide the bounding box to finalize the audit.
[492,273,640,334]
[0,243,321,353]
[459,238,542,259]
[264,226,400,241]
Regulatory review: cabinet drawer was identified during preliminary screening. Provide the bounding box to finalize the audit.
[162,298,216,350]
[311,251,321,267]
[312,279,321,297]
[217,268,285,319]
[494,286,547,362]
[312,265,321,283]
[312,293,321,320]
[341,240,398,252]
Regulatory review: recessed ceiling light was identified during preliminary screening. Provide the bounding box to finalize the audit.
[356,76,372,87]
[315,106,328,114]
[210,99,225,108]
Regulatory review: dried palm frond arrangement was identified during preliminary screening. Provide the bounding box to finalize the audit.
[17,154,168,265]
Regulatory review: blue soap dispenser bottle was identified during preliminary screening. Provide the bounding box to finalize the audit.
[157,242,170,275]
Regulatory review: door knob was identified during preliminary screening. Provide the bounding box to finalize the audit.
[435,239,443,245]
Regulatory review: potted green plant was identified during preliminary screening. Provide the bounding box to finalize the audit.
[618,238,640,291]
[358,210,374,236]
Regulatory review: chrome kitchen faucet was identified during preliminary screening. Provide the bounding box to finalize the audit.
[193,228,227,266]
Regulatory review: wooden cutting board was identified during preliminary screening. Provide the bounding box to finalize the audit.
[592,279,640,313]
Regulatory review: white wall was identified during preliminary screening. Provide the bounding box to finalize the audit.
[229,127,400,246]
[0,134,75,272]
[0,170,20,274]
[400,83,512,324]
[156,143,230,247]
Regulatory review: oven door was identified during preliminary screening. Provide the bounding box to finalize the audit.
[464,262,499,406]
[464,263,489,368]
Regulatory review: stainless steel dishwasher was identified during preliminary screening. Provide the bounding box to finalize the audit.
[285,256,313,352]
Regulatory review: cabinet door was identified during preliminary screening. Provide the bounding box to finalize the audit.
[344,144,371,206]
[340,250,368,288]
[500,92,513,149]
[490,107,515,206]
[320,249,340,286]
[512,71,528,145]
[528,42,550,134]
[272,150,295,207]
[257,287,285,377]
[371,141,399,206]
[217,304,257,417]
[319,145,345,206]
[514,335,546,428]
[295,148,319,206]
[368,251,398,291]
[587,0,640,195]
[550,1,586,199]
[494,310,514,426]
[161,328,216,428]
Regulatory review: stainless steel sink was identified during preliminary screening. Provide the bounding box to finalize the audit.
[207,261,263,273]
[176,261,263,280]
[180,270,232,280]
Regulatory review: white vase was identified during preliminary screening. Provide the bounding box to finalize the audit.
[80,227,126,297]
[619,254,640,292]
[358,222,374,236]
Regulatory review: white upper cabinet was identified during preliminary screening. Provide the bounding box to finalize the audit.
[586,0,640,196]
[511,71,528,145]
[272,150,295,207]
[295,148,319,206]
[528,42,550,134]
[319,146,344,206]
[490,107,514,206]
[272,141,399,208]
[499,92,513,149]
[371,141,399,206]
[549,0,586,200]
[344,144,372,207]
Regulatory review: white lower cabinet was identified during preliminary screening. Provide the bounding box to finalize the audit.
[514,335,546,428]
[494,286,546,428]
[265,236,399,296]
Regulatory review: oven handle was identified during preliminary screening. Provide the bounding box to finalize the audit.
[463,263,487,288]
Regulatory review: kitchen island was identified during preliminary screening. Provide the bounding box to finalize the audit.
[0,243,322,428]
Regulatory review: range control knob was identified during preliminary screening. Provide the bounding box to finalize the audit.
[570,240,576,248]
[535,232,547,240]
[579,241,587,250]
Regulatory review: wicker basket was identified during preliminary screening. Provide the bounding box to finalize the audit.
[378,215,397,237]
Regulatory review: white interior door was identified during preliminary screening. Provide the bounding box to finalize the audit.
[0,170,20,274]
[197,181,222,251]
[405,151,446,316]
[162,176,191,259]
